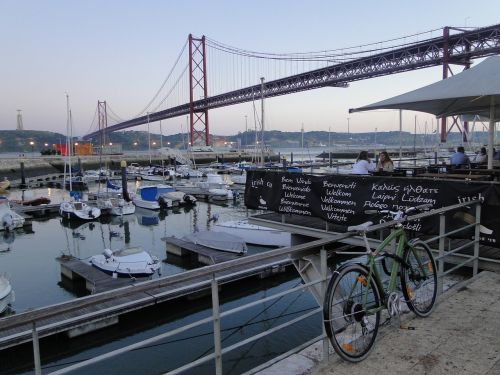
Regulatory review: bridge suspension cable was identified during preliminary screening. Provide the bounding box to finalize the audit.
[83,23,500,143]
[204,27,444,62]
[132,39,189,118]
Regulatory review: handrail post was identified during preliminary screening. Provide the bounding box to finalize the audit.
[473,203,481,276]
[211,275,223,375]
[438,213,446,295]
[320,247,329,363]
[32,321,42,375]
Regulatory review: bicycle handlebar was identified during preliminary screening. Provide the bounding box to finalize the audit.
[363,204,432,219]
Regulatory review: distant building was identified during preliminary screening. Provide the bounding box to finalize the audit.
[92,143,123,155]
[74,143,93,156]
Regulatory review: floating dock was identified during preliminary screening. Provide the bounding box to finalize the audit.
[0,249,292,351]
[163,236,244,265]
[58,256,146,293]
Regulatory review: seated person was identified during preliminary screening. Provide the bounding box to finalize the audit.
[473,147,487,163]
[450,146,470,167]
[352,150,375,174]
[376,151,394,172]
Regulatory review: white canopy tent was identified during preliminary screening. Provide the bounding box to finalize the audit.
[350,56,500,169]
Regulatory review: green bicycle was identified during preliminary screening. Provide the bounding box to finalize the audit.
[323,204,438,362]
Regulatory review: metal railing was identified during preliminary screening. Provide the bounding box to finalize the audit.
[1,200,482,375]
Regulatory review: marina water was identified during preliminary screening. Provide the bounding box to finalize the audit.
[0,181,320,374]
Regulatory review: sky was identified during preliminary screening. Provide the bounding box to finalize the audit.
[1,0,499,139]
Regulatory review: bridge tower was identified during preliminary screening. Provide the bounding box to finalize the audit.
[97,101,108,147]
[440,26,471,143]
[188,34,210,146]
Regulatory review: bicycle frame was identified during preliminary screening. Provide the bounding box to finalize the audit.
[359,227,408,314]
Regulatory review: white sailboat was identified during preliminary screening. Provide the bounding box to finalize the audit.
[59,94,100,221]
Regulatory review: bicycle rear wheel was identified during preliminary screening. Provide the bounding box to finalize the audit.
[323,263,382,362]
[400,241,437,317]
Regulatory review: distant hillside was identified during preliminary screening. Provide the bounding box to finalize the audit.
[0,129,491,153]
[0,130,67,152]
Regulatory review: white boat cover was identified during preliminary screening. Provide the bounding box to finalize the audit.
[184,231,247,254]
[0,276,12,300]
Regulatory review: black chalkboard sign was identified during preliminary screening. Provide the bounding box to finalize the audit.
[245,170,500,247]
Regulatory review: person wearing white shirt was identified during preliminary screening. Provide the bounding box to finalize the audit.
[352,151,375,174]
[473,147,487,164]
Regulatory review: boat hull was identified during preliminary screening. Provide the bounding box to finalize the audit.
[132,198,160,210]
[212,220,291,247]
[89,248,160,277]
[0,277,13,314]
[59,202,101,221]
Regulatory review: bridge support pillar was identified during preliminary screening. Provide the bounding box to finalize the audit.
[189,34,210,146]
[440,27,471,144]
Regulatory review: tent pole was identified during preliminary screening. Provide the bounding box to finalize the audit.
[399,109,403,167]
[488,97,495,169]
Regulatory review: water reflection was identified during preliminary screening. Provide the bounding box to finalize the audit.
[134,207,160,226]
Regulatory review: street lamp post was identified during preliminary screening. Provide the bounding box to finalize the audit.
[29,141,34,154]
[147,113,151,165]
[244,115,248,150]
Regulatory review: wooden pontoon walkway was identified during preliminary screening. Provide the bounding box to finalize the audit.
[163,236,243,264]
[59,257,146,293]
[0,250,292,351]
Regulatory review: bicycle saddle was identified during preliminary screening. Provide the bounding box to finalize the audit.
[347,221,373,232]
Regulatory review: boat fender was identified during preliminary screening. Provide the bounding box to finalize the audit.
[2,213,14,231]
[103,249,113,258]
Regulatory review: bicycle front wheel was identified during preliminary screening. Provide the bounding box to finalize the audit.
[401,241,437,317]
[323,263,382,362]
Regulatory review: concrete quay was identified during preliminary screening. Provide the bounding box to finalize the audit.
[258,271,500,375]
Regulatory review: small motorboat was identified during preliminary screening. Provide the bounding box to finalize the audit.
[90,247,161,277]
[0,197,25,231]
[59,201,101,221]
[0,275,14,314]
[212,219,291,247]
[183,231,247,254]
[158,191,197,208]
[109,197,135,216]
[131,186,161,210]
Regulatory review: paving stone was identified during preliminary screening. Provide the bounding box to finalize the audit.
[258,271,500,375]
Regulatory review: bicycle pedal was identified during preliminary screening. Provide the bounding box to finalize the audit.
[399,325,415,330]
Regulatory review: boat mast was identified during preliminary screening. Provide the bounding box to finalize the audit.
[160,120,164,180]
[65,94,73,191]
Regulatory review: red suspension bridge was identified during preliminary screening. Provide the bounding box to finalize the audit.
[83,23,500,145]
